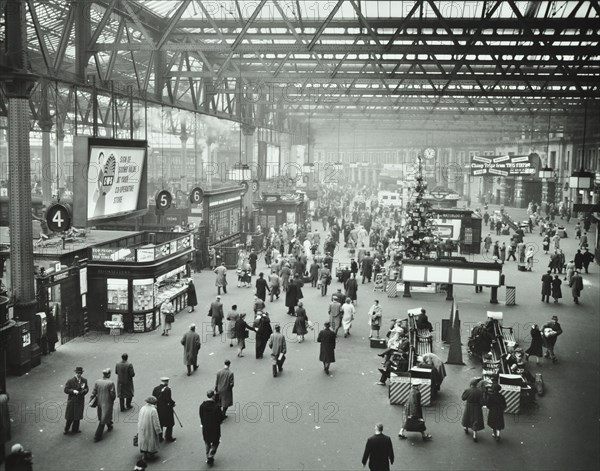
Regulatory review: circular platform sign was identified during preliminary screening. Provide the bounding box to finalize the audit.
[251,179,260,193]
[46,203,72,232]
[189,187,203,204]
[156,190,173,210]
[240,181,250,195]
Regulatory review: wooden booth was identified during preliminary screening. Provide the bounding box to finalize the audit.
[255,192,306,230]
[87,231,194,333]
[432,208,482,255]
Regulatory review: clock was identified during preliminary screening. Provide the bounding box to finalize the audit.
[423,148,437,160]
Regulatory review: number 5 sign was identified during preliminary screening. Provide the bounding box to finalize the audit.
[155,190,173,210]
[46,203,72,232]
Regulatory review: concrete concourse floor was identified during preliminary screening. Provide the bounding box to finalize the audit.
[4,205,599,471]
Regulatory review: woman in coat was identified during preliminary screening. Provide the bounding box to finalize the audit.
[160,300,174,336]
[485,383,507,441]
[551,275,562,303]
[226,306,240,348]
[525,324,543,365]
[293,302,309,343]
[341,298,355,338]
[138,396,162,460]
[368,300,383,339]
[187,279,198,312]
[461,378,485,442]
[398,384,432,441]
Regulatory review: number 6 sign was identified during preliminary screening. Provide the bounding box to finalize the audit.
[46,203,72,232]
[189,187,203,204]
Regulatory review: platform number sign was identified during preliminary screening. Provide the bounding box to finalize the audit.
[189,187,203,204]
[251,179,260,193]
[46,203,72,232]
[155,190,173,210]
[240,181,249,195]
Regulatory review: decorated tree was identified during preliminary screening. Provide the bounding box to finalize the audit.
[402,156,437,259]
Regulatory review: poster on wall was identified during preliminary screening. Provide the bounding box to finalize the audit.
[87,145,146,221]
[469,154,538,176]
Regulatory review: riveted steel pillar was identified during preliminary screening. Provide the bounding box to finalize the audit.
[5,0,41,369]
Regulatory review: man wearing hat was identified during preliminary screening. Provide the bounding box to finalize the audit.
[152,378,177,442]
[90,368,116,442]
[138,396,162,461]
[199,390,223,466]
[63,366,89,434]
[317,322,336,375]
[542,316,563,363]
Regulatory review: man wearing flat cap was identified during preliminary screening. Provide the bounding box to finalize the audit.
[63,366,88,434]
[90,368,116,442]
[152,377,177,443]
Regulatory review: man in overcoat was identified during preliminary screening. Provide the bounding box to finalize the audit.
[181,324,201,376]
[541,270,553,303]
[255,273,270,302]
[268,324,287,377]
[199,390,223,466]
[152,377,177,442]
[115,353,135,411]
[361,423,394,471]
[210,296,224,336]
[317,322,336,375]
[90,368,116,442]
[214,360,234,419]
[63,366,88,434]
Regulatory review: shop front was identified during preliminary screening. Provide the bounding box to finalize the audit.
[87,232,194,333]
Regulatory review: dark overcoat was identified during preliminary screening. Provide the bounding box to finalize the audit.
[152,384,175,427]
[115,360,135,398]
[551,278,562,299]
[199,399,222,443]
[541,274,552,296]
[317,328,336,363]
[486,392,506,430]
[187,281,198,307]
[461,387,485,431]
[64,376,89,421]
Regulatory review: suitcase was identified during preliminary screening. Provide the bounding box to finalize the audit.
[370,338,387,349]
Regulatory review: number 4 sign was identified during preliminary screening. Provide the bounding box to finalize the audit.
[46,203,72,232]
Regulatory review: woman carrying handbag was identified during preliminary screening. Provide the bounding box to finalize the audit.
[398,384,432,441]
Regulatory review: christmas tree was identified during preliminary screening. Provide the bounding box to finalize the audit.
[402,156,436,259]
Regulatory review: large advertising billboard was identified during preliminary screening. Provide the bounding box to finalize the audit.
[87,146,146,220]
[72,137,148,226]
[469,154,538,176]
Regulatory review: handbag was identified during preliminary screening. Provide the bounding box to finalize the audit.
[133,433,138,447]
[404,416,426,432]
[165,312,175,324]
[89,396,98,408]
